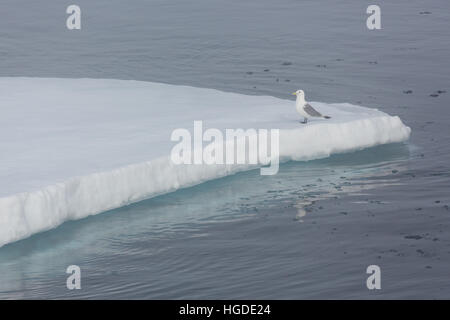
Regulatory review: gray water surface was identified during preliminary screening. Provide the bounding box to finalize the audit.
[1,0,450,299]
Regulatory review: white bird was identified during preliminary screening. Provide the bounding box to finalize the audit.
[292,90,331,124]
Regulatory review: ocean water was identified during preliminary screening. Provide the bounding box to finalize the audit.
[0,0,450,299]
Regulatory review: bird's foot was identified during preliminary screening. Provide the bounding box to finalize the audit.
[299,118,308,124]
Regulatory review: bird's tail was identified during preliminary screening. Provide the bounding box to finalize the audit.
[323,115,331,119]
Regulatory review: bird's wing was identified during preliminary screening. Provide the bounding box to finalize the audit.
[303,103,323,117]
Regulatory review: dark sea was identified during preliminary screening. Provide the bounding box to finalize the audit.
[0,0,449,299]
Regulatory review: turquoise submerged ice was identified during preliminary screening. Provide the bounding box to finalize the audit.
[0,77,411,247]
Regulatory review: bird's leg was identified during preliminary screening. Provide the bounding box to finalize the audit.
[299,118,307,124]
[304,118,308,124]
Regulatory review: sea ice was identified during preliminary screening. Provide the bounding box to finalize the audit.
[0,77,411,247]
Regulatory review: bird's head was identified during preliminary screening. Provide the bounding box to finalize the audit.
[292,90,305,100]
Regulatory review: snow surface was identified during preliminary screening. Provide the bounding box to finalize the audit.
[0,78,411,247]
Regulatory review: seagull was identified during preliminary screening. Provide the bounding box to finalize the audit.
[292,90,331,124]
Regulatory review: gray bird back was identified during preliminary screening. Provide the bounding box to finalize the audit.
[304,104,323,117]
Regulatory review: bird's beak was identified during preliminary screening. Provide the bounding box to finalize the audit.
[292,92,297,96]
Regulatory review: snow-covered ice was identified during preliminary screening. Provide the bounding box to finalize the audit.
[0,78,411,247]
